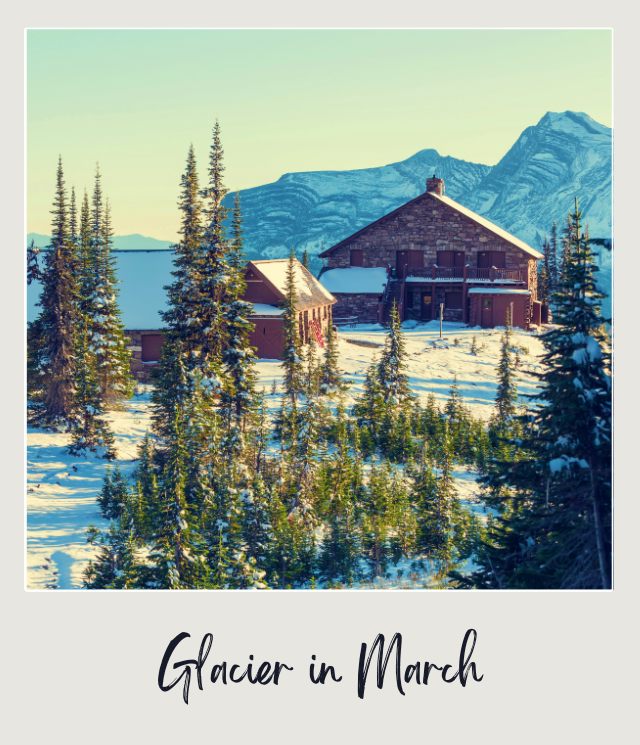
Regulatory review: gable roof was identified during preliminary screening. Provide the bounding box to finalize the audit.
[248,259,336,310]
[318,191,543,260]
[428,192,543,259]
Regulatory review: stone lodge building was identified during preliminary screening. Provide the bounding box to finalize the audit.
[318,176,544,329]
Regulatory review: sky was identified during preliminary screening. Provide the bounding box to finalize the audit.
[27,29,612,241]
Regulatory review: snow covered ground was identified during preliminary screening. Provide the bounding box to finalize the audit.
[27,391,153,590]
[256,320,546,420]
[26,321,546,589]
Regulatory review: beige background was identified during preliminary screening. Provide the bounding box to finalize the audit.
[3,3,637,742]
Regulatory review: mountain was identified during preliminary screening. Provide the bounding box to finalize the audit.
[27,232,174,251]
[224,150,490,261]
[222,110,611,311]
[462,111,612,245]
[223,111,611,259]
[27,111,612,309]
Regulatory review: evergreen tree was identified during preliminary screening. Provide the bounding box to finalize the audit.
[430,428,457,568]
[539,235,551,304]
[29,157,79,424]
[494,321,518,424]
[559,213,573,284]
[319,320,342,394]
[68,315,115,457]
[151,337,194,439]
[163,144,204,355]
[281,249,304,401]
[241,473,274,573]
[278,250,304,454]
[149,410,208,589]
[549,221,559,294]
[198,120,230,365]
[267,490,316,588]
[352,364,386,452]
[377,301,410,405]
[91,194,133,403]
[26,240,41,285]
[78,190,94,315]
[229,192,244,272]
[473,199,611,589]
[318,406,363,585]
[84,514,141,589]
[220,191,257,441]
[97,466,130,520]
[132,433,160,537]
[361,462,396,580]
[301,249,310,269]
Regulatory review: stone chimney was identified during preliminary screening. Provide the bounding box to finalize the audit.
[426,174,445,195]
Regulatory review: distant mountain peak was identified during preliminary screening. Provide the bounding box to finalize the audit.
[26,232,173,251]
[537,110,610,136]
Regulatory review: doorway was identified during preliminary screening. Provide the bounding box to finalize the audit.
[420,291,433,321]
[480,297,493,327]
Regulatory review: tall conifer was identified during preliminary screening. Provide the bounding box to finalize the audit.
[31,157,79,423]
[163,144,204,356]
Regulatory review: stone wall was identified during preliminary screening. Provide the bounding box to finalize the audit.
[527,259,538,300]
[332,294,380,324]
[325,192,535,284]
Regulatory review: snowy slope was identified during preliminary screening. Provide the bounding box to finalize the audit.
[26,322,545,589]
[27,391,153,590]
[464,112,612,244]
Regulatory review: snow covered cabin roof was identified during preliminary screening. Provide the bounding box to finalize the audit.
[27,250,174,330]
[319,267,388,295]
[26,252,321,331]
[467,287,531,295]
[319,190,543,260]
[247,259,336,310]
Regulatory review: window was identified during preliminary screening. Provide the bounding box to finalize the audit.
[445,291,463,310]
[350,249,364,266]
[478,251,506,268]
[437,250,465,268]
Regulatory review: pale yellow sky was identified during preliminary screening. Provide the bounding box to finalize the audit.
[27,29,612,240]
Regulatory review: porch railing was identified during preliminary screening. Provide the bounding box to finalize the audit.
[404,264,524,283]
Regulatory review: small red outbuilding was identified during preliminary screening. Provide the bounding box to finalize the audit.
[245,259,336,359]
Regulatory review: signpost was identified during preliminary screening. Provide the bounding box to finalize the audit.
[439,303,444,339]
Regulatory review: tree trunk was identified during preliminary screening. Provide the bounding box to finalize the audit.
[589,467,610,589]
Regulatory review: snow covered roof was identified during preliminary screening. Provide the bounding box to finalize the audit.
[319,267,388,294]
[27,250,173,330]
[27,252,300,330]
[248,259,336,310]
[428,193,543,259]
[250,303,284,316]
[467,288,531,295]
